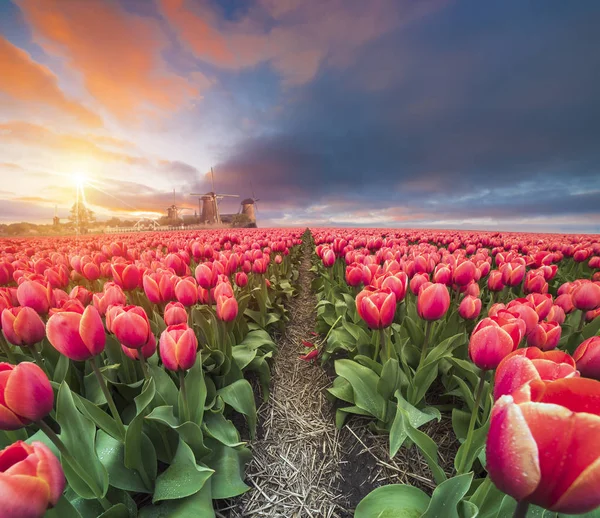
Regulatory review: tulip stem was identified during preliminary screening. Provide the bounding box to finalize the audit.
[37,420,112,511]
[420,321,433,365]
[179,370,191,423]
[0,334,16,364]
[457,371,487,474]
[89,357,127,439]
[31,343,51,378]
[577,310,586,334]
[513,500,530,518]
[139,354,150,379]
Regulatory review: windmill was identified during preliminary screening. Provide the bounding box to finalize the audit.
[239,181,259,225]
[166,190,181,224]
[190,168,239,225]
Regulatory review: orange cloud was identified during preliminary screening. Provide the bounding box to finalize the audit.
[0,36,102,127]
[16,0,206,121]
[160,0,444,85]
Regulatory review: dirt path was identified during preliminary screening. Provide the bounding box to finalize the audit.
[226,237,347,517]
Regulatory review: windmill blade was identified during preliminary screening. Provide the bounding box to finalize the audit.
[215,194,239,198]
[210,167,215,192]
[250,180,256,200]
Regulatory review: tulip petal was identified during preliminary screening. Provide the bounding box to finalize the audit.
[0,473,51,518]
[486,396,541,502]
[494,355,541,400]
[46,313,91,361]
[4,363,53,422]
[79,306,105,356]
[32,442,65,506]
[159,332,178,371]
[0,405,26,430]
[527,378,600,416]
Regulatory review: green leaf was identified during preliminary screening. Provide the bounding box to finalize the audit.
[180,355,207,426]
[354,484,430,518]
[56,381,109,499]
[582,315,600,340]
[153,439,214,503]
[98,504,130,518]
[378,359,401,401]
[138,479,215,518]
[335,406,373,428]
[96,430,151,493]
[148,364,178,408]
[203,411,245,448]
[327,376,355,404]
[146,406,211,460]
[454,417,490,474]
[1,428,29,449]
[203,438,252,499]
[469,477,509,518]
[44,495,83,518]
[390,391,441,457]
[231,345,257,370]
[355,355,383,376]
[421,472,474,518]
[217,380,257,439]
[124,378,157,491]
[53,354,70,384]
[403,316,425,349]
[74,393,123,441]
[335,359,386,421]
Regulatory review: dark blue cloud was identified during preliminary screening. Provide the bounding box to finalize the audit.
[211,0,600,229]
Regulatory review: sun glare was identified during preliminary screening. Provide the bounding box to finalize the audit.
[72,173,87,188]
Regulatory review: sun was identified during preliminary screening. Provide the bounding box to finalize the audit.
[72,173,88,188]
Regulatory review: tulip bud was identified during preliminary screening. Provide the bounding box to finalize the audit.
[345,264,363,287]
[175,277,198,307]
[111,263,140,291]
[355,287,396,329]
[487,270,504,292]
[235,272,248,288]
[0,362,54,429]
[46,305,106,361]
[554,293,575,314]
[16,280,52,314]
[459,295,482,320]
[159,324,198,371]
[0,441,65,516]
[110,305,152,349]
[506,300,539,335]
[572,282,600,311]
[164,301,188,326]
[93,284,127,316]
[469,319,518,370]
[486,378,600,514]
[526,321,561,350]
[381,273,408,302]
[322,249,335,268]
[216,294,238,322]
[453,261,476,286]
[417,283,450,321]
[494,348,579,401]
[1,306,46,347]
[573,336,600,380]
[525,293,553,320]
[69,285,92,306]
[546,304,565,325]
[409,273,429,295]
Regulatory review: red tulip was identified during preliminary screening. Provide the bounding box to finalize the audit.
[409,273,428,295]
[159,324,198,371]
[487,270,504,292]
[525,293,553,320]
[322,249,335,268]
[546,304,566,325]
[554,293,575,314]
[195,263,217,290]
[216,294,238,322]
[523,270,548,294]
[458,295,482,320]
[111,263,140,291]
[345,264,364,287]
[526,321,561,350]
[81,261,100,281]
[417,283,450,321]
[175,277,198,307]
[93,284,126,316]
[433,265,452,286]
[381,272,408,302]
[356,287,396,329]
[572,281,600,311]
[46,305,106,361]
[506,300,539,335]
[501,262,525,286]
[494,348,579,400]
[0,362,54,429]
[110,305,152,349]
[69,285,92,306]
[234,272,248,288]
[16,280,52,314]
[164,301,188,326]
[122,333,156,361]
[573,336,600,380]
[0,441,65,517]
[1,307,46,346]
[453,260,476,286]
[469,317,519,370]
[486,378,600,514]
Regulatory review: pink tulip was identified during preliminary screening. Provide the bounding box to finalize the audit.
[159,324,198,371]
[46,306,106,361]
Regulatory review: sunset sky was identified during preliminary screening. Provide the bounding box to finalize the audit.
[1,0,599,232]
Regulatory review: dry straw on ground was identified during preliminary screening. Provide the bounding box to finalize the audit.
[220,242,459,517]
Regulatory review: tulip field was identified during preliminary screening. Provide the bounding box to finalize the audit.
[0,228,599,517]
